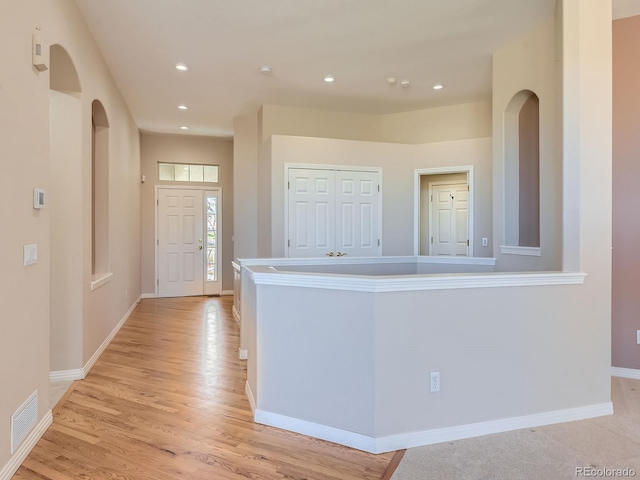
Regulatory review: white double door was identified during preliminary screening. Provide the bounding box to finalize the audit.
[287,168,381,258]
[430,183,468,256]
[157,188,221,297]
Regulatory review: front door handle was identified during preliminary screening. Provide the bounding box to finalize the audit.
[336,252,347,257]
[199,246,203,250]
[326,252,334,257]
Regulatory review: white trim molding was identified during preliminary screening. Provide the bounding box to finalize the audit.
[499,245,542,257]
[0,410,53,480]
[90,272,113,291]
[220,290,234,296]
[232,306,241,324]
[236,255,496,268]
[611,367,640,379]
[49,369,83,382]
[82,295,141,378]
[248,268,586,293]
[254,402,612,454]
[245,381,256,414]
[141,293,157,299]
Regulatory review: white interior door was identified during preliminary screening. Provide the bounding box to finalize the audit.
[287,169,336,257]
[430,183,468,256]
[335,170,380,257]
[158,188,204,297]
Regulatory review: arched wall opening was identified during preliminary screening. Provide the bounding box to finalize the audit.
[504,90,540,249]
[91,100,109,278]
[49,44,84,375]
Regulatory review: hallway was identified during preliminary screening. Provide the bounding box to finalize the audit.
[15,297,393,479]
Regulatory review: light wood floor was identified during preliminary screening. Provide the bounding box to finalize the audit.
[14,296,395,479]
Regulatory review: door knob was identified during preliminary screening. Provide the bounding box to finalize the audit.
[336,252,347,257]
[199,246,203,250]
[326,252,334,257]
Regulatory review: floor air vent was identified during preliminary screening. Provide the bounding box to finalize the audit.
[11,390,38,454]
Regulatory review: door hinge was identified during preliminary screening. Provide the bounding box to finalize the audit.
[378,239,380,246]
[467,239,470,246]
[157,199,159,206]
[431,237,433,244]
[157,279,159,286]
[288,181,290,190]
[430,194,433,202]
[157,239,159,246]
[468,185,470,191]
[378,185,380,193]
[288,239,290,247]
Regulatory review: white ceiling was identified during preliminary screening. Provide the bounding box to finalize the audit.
[75,0,636,138]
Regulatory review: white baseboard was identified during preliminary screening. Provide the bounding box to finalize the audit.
[232,306,241,324]
[0,409,53,480]
[220,290,234,296]
[255,409,377,453]
[611,367,640,379]
[245,381,256,414]
[49,369,83,382]
[254,402,613,454]
[141,293,156,299]
[239,348,248,360]
[82,295,141,378]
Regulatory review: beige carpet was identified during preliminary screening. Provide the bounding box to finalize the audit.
[392,377,640,480]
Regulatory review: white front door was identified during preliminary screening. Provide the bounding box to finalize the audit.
[158,188,205,297]
[430,183,468,256]
[288,169,336,257]
[335,170,380,257]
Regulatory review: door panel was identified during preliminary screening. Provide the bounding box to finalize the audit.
[158,189,204,297]
[288,169,336,257]
[335,170,380,257]
[430,183,468,256]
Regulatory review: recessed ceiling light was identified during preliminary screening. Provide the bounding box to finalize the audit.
[175,63,190,72]
[180,126,189,130]
[324,75,335,83]
[433,84,445,90]
[178,104,189,110]
[260,65,272,74]
[400,79,411,88]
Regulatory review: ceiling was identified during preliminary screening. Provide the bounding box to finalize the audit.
[75,0,638,138]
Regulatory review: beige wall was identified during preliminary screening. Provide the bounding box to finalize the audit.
[612,15,640,369]
[492,15,561,271]
[233,115,259,260]
[0,0,141,472]
[140,133,234,293]
[233,100,493,259]
[268,136,492,258]
[380,101,492,144]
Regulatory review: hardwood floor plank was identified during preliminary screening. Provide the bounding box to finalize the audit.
[14,296,394,479]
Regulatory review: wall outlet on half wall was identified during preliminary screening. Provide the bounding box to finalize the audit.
[430,372,440,392]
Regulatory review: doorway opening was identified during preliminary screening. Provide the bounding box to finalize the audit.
[414,166,474,256]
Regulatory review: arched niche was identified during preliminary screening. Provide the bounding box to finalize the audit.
[91,100,110,277]
[49,44,82,94]
[504,90,540,248]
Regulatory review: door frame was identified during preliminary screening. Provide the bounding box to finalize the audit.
[428,181,469,256]
[155,185,223,297]
[284,163,383,258]
[414,166,474,256]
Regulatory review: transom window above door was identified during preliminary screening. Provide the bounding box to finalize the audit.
[159,163,219,183]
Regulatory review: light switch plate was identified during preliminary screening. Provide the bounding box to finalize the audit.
[23,244,37,266]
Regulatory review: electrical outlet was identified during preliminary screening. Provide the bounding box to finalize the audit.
[482,237,488,247]
[637,330,640,345]
[430,372,440,393]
